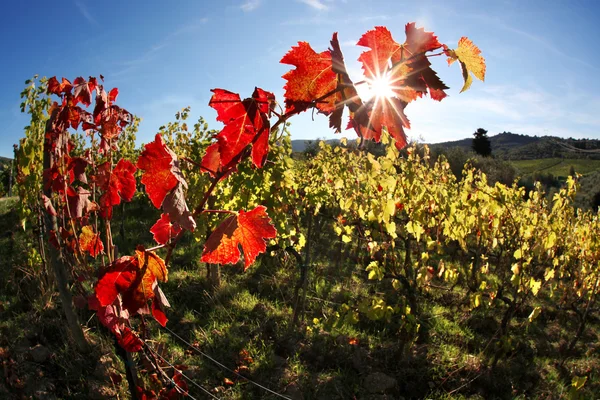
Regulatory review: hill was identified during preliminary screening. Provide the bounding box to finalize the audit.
[291,139,341,152]
[428,132,600,160]
[0,156,11,169]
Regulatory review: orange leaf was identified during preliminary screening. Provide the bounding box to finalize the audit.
[201,206,277,270]
[79,225,104,258]
[281,41,337,114]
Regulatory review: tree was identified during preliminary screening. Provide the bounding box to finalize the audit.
[472,128,492,157]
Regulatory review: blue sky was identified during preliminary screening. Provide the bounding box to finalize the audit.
[1,0,600,158]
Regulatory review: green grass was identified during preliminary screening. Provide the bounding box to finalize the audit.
[510,158,600,177]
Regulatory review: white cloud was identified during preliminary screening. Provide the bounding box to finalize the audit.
[75,1,99,26]
[298,0,329,11]
[240,0,262,12]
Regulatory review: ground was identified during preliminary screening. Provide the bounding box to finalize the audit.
[0,196,598,399]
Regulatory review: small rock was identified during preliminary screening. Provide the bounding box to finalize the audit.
[364,372,397,394]
[30,344,51,363]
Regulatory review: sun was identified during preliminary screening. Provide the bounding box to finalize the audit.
[368,74,396,99]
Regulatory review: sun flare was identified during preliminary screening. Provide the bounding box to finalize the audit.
[366,73,396,100]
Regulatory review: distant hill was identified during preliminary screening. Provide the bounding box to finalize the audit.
[0,156,12,169]
[291,139,341,152]
[428,132,600,160]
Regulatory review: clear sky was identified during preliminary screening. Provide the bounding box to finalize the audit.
[1,0,600,158]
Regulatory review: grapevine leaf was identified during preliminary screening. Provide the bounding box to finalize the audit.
[96,159,137,219]
[150,213,183,245]
[117,327,144,352]
[329,32,362,133]
[358,24,447,102]
[137,134,181,208]
[445,37,486,92]
[47,77,72,95]
[162,183,196,231]
[79,225,104,258]
[73,76,96,107]
[206,88,273,169]
[95,256,138,307]
[349,96,410,150]
[200,143,239,180]
[201,206,277,270]
[66,186,93,219]
[281,41,337,114]
[357,26,403,80]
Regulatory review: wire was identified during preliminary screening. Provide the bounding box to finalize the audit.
[162,325,292,400]
[146,343,220,400]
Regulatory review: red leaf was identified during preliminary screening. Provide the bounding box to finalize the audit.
[281,41,337,114]
[117,327,143,352]
[73,77,95,107]
[357,26,403,80]
[349,96,410,150]
[79,225,104,258]
[151,301,168,327]
[150,213,182,245]
[137,134,181,208]
[200,143,238,180]
[205,88,273,170]
[66,186,93,219]
[357,24,447,103]
[329,32,362,133]
[95,256,138,307]
[96,159,137,219]
[201,206,277,270]
[47,77,72,95]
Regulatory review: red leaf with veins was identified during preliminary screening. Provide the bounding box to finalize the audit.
[404,22,442,57]
[329,32,362,133]
[47,77,72,95]
[95,256,138,307]
[200,143,238,180]
[201,206,277,270]
[357,26,403,79]
[137,134,180,208]
[206,88,273,170]
[357,24,447,103]
[349,96,410,149]
[117,327,143,352]
[94,250,168,323]
[150,213,182,245]
[73,77,96,107]
[96,159,136,219]
[280,41,337,114]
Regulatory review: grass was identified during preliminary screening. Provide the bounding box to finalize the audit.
[1,197,599,399]
[510,158,600,177]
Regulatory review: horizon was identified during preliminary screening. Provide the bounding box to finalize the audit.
[1,0,600,157]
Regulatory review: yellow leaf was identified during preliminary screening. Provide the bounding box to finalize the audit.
[448,37,486,92]
[528,306,542,323]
